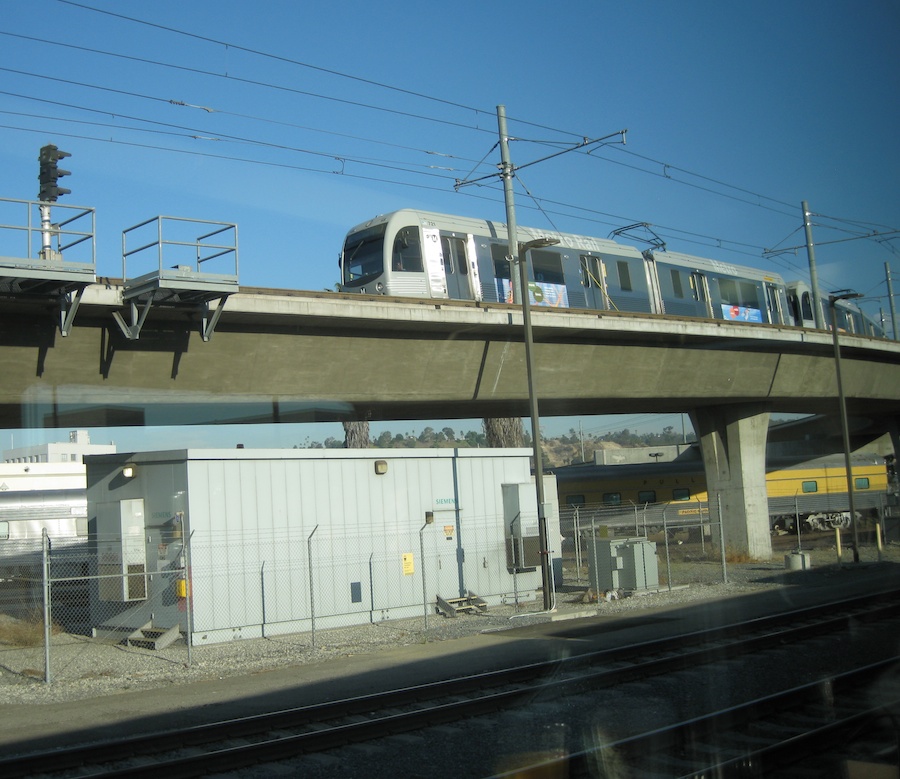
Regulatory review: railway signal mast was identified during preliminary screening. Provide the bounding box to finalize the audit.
[37,144,72,260]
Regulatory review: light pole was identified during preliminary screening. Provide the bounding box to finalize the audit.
[829,290,863,564]
[517,237,559,610]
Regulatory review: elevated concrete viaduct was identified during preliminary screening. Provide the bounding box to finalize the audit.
[2,285,899,560]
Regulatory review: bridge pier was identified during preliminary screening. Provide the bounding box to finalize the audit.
[690,404,772,561]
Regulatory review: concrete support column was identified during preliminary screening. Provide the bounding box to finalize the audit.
[690,404,772,561]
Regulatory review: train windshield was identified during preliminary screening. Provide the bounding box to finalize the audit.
[342,223,387,285]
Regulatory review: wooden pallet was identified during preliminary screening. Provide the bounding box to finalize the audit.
[435,591,488,618]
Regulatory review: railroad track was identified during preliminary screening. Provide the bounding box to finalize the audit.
[556,658,900,778]
[3,590,900,778]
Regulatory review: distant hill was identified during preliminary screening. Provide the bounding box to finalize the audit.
[301,425,694,469]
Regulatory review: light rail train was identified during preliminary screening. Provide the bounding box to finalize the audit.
[338,209,883,337]
[552,452,890,535]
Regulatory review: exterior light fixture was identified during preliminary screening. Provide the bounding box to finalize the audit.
[122,463,136,479]
[374,460,388,475]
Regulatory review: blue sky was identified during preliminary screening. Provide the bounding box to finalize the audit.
[1,0,898,451]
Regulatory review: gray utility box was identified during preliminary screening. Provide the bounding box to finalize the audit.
[587,537,659,593]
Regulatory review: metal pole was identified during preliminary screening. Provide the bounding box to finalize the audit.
[419,519,431,633]
[307,525,319,647]
[42,528,51,685]
[663,509,672,592]
[519,244,554,610]
[802,201,826,329]
[497,105,520,304]
[717,494,728,584]
[886,263,897,341]
[830,298,860,563]
[185,530,194,667]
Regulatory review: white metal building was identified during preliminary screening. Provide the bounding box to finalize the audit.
[85,448,560,645]
[3,430,116,464]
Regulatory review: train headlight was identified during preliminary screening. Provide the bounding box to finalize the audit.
[376,282,384,292]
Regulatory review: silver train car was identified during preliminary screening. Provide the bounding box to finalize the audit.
[338,209,882,335]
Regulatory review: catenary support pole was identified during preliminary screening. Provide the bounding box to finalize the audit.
[802,201,826,329]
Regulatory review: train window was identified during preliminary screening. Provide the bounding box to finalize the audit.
[491,243,511,280]
[638,490,657,504]
[440,236,468,276]
[565,495,586,506]
[672,488,691,501]
[602,492,622,506]
[392,227,424,272]
[740,282,760,307]
[580,256,600,288]
[855,477,871,490]
[530,249,564,285]
[671,269,685,299]
[616,261,633,292]
[801,480,818,493]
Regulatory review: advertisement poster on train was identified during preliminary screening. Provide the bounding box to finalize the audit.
[721,304,763,322]
[496,278,569,307]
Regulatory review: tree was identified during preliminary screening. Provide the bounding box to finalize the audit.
[342,420,370,448]
[482,417,524,448]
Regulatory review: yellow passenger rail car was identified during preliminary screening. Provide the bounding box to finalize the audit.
[553,452,889,533]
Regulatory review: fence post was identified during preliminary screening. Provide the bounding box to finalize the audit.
[308,525,319,649]
[420,515,434,633]
[718,493,728,584]
[42,529,51,685]
[663,509,672,592]
[573,507,583,584]
[509,516,520,606]
[185,530,195,667]
[697,499,706,556]
[368,553,375,623]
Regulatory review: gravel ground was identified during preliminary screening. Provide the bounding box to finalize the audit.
[1,543,897,706]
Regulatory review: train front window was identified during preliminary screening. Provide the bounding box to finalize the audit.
[342,223,386,284]
[392,226,423,272]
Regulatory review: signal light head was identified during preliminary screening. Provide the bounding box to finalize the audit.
[37,144,72,202]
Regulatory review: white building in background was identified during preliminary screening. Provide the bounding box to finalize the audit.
[3,430,116,464]
[1,432,117,541]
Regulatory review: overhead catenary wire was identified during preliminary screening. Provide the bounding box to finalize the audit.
[1,5,896,296]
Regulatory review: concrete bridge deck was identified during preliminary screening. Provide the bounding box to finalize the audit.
[2,284,899,430]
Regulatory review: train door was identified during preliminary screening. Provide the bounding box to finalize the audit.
[420,226,448,298]
[580,254,610,310]
[438,232,476,300]
[764,281,786,325]
[691,271,712,317]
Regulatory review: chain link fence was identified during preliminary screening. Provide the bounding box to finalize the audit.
[3,495,893,686]
[560,497,728,593]
[1,515,553,684]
